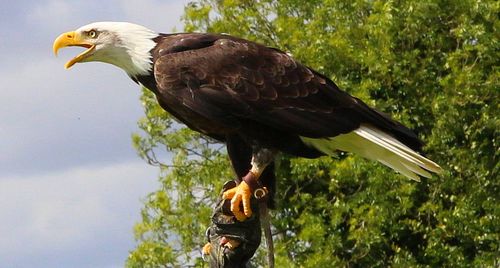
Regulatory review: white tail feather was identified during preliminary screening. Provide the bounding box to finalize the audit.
[300,124,442,181]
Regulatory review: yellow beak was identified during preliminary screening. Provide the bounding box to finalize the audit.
[53,31,96,69]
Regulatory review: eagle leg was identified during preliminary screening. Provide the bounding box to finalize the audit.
[223,148,275,221]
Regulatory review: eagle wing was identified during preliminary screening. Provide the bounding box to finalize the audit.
[152,34,422,151]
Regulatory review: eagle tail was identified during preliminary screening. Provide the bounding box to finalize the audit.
[300,125,442,181]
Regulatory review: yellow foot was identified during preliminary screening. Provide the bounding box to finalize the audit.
[202,242,212,256]
[222,181,252,221]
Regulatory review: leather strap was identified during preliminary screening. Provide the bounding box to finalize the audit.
[242,172,260,191]
[242,172,268,203]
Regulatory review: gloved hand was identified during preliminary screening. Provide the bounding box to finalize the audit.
[203,180,262,268]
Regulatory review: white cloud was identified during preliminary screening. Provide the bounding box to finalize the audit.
[28,0,72,30]
[0,161,159,268]
[0,47,146,174]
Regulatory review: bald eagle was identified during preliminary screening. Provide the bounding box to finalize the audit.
[54,22,441,221]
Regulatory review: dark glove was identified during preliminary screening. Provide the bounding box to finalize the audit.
[203,181,262,268]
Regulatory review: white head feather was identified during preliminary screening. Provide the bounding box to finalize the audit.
[75,22,159,77]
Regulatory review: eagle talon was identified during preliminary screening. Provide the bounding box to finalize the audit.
[222,181,252,221]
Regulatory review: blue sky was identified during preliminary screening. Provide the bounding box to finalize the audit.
[0,1,189,267]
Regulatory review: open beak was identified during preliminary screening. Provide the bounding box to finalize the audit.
[53,31,96,69]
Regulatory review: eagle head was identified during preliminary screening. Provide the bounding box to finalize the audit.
[53,22,158,76]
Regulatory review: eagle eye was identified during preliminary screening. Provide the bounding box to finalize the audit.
[87,30,98,38]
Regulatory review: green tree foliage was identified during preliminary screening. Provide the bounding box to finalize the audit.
[126,0,499,266]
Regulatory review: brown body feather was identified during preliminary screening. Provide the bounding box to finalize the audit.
[136,33,422,157]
